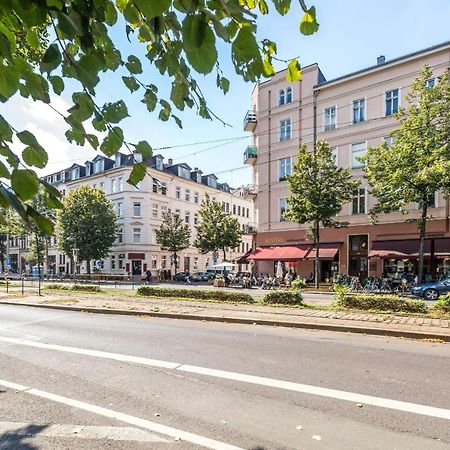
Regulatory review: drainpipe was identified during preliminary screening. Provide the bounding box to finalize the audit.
[313,89,319,154]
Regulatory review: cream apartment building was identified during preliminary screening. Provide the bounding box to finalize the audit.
[8,153,254,276]
[243,40,450,281]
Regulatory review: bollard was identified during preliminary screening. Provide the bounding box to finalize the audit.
[6,278,8,294]
[21,276,24,295]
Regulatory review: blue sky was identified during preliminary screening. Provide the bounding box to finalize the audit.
[3,0,450,187]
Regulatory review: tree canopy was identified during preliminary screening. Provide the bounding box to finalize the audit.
[285,141,359,287]
[0,0,319,230]
[155,209,191,273]
[194,194,242,260]
[57,185,118,273]
[363,65,450,282]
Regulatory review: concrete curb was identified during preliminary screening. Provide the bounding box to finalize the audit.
[1,300,449,342]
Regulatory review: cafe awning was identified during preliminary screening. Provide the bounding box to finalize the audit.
[306,243,340,260]
[434,238,450,256]
[369,239,431,258]
[245,244,311,261]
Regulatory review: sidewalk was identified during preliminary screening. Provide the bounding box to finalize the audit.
[0,290,449,342]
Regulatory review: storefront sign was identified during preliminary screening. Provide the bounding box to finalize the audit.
[128,253,145,260]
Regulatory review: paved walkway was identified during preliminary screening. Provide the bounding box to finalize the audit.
[0,290,449,340]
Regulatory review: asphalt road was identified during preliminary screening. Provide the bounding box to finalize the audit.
[0,304,449,449]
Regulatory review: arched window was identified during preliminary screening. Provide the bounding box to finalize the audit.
[279,89,285,106]
[286,87,293,103]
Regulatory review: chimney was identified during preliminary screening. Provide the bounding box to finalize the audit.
[377,55,385,65]
[194,167,198,171]
[168,158,173,165]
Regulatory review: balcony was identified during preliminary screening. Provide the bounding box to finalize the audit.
[243,110,257,131]
[244,223,258,234]
[243,184,258,198]
[243,145,257,165]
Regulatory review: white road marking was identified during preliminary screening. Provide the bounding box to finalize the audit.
[0,422,168,442]
[1,336,450,421]
[0,380,242,450]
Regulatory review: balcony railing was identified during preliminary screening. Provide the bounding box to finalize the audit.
[243,110,257,131]
[243,184,258,198]
[243,145,257,165]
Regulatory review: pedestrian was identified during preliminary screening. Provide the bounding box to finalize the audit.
[145,269,152,284]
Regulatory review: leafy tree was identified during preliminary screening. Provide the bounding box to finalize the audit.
[364,65,450,283]
[0,209,24,272]
[155,210,191,274]
[0,0,319,226]
[285,141,359,288]
[57,185,118,274]
[194,194,242,261]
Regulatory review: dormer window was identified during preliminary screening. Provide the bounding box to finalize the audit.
[115,154,121,168]
[134,153,143,163]
[286,87,292,103]
[86,164,91,176]
[71,167,80,180]
[279,89,285,106]
[179,167,190,180]
[155,158,163,171]
[94,159,103,173]
[207,177,216,189]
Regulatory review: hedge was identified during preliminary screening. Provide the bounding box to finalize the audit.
[435,293,450,313]
[46,284,101,292]
[336,294,427,314]
[263,290,303,305]
[137,286,254,303]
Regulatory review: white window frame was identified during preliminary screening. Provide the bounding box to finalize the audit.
[118,177,124,192]
[350,142,367,169]
[324,106,337,131]
[117,202,123,218]
[194,192,199,204]
[279,118,292,142]
[175,186,181,199]
[352,98,366,124]
[286,87,293,103]
[351,188,367,215]
[133,228,141,244]
[331,146,338,165]
[133,202,141,217]
[152,203,158,219]
[279,197,289,222]
[111,178,116,194]
[426,78,435,88]
[185,211,190,224]
[185,189,190,201]
[279,89,285,106]
[385,88,400,116]
[279,156,292,181]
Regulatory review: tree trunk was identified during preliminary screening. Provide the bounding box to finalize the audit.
[173,252,178,275]
[0,241,5,272]
[418,203,428,284]
[222,247,226,262]
[86,259,91,274]
[314,220,320,290]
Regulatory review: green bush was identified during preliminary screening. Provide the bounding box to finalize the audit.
[291,278,306,290]
[336,294,427,314]
[137,286,254,303]
[263,290,303,305]
[45,283,101,292]
[435,293,450,313]
[333,283,348,303]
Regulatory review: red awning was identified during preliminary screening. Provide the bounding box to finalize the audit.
[368,249,407,258]
[306,243,340,260]
[237,250,253,264]
[369,239,431,258]
[246,245,311,261]
[434,238,450,256]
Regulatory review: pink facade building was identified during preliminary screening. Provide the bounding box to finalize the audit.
[244,41,450,281]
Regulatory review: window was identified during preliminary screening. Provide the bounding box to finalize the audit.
[71,167,80,180]
[286,87,292,103]
[133,228,141,243]
[152,180,158,193]
[324,107,336,130]
[176,186,181,199]
[426,78,435,88]
[152,204,158,218]
[118,258,124,269]
[161,182,167,195]
[161,205,167,215]
[99,182,104,191]
[115,154,121,167]
[279,119,291,141]
[246,208,249,218]
[94,159,103,173]
[111,256,116,270]
[118,227,123,244]
[226,203,230,213]
[118,177,124,191]
[194,213,198,225]
[185,211,190,224]
[384,136,395,147]
[279,89,285,106]
[175,209,180,217]
[279,157,292,181]
[385,89,399,116]
[279,198,289,221]
[352,189,366,215]
[155,158,163,170]
[133,202,141,217]
[161,255,167,269]
[194,192,199,204]
[111,179,116,193]
[117,202,123,218]
[331,147,338,165]
[351,142,367,169]
[237,205,241,216]
[152,255,157,269]
[352,98,365,124]
[59,254,65,265]
[233,205,236,214]
[194,257,198,270]
[185,189,190,201]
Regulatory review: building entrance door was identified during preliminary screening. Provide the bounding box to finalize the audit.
[184,256,190,272]
[348,235,368,279]
[132,260,142,275]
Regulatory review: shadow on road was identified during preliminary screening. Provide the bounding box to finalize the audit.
[0,424,47,449]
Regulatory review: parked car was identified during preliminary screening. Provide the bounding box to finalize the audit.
[191,272,210,282]
[173,272,190,282]
[411,278,450,300]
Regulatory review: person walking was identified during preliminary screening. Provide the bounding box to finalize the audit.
[145,269,152,284]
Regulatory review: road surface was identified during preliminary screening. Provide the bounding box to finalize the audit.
[0,304,449,449]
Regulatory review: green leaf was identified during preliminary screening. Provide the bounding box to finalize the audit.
[263,55,275,77]
[40,43,61,73]
[135,140,152,158]
[272,0,291,15]
[116,0,129,12]
[172,114,183,129]
[100,126,123,156]
[122,76,140,92]
[286,58,301,82]
[0,115,13,142]
[56,11,85,36]
[49,75,64,95]
[0,64,20,98]
[142,89,157,112]
[17,130,39,147]
[125,55,143,74]
[22,146,48,168]
[11,169,40,201]
[0,160,10,178]
[299,6,319,35]
[128,161,147,185]
[133,0,171,19]
[86,134,99,149]
[182,14,217,74]
[219,77,230,94]
[23,72,50,103]
[105,2,118,25]
[27,206,54,235]
[231,25,262,81]
[259,0,269,14]
[101,100,129,123]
